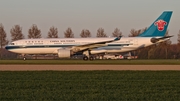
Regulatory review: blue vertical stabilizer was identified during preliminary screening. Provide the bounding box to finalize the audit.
[138,11,172,37]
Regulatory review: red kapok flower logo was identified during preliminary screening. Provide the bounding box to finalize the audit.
[154,19,167,31]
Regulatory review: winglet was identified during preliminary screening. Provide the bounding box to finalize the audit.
[114,36,122,41]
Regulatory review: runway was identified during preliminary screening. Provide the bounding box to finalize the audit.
[0,65,180,71]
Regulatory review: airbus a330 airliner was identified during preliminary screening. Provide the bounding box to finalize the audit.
[5,11,173,60]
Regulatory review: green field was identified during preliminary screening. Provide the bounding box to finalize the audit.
[0,71,180,101]
[0,59,180,65]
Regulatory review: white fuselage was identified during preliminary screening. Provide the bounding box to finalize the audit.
[5,37,156,55]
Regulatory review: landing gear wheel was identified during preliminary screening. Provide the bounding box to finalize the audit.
[83,56,88,61]
[23,57,26,61]
[89,56,94,61]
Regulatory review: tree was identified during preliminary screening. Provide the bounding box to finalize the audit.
[47,26,58,38]
[178,30,180,44]
[80,29,91,38]
[159,30,171,59]
[96,28,107,37]
[112,28,122,37]
[10,25,24,41]
[146,30,171,59]
[0,23,9,59]
[164,30,171,44]
[129,29,141,37]
[28,24,41,38]
[129,27,147,37]
[64,27,74,38]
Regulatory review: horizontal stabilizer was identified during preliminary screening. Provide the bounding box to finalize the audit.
[150,35,173,43]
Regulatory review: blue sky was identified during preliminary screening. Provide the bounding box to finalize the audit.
[0,0,180,43]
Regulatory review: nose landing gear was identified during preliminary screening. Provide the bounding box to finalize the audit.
[22,54,26,61]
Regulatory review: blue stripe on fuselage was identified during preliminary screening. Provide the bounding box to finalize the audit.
[5,44,127,50]
[5,45,74,50]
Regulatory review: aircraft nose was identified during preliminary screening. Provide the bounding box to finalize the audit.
[5,46,9,50]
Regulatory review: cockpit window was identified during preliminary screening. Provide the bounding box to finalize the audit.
[10,43,15,45]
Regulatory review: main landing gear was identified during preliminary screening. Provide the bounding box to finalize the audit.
[83,56,94,61]
[82,50,94,61]
[83,56,88,60]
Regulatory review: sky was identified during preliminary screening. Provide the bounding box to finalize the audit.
[0,0,180,43]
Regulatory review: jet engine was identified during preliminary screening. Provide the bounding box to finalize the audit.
[57,48,71,58]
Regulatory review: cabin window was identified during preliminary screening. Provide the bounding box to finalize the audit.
[10,43,14,45]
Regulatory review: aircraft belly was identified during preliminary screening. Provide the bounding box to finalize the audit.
[9,48,57,54]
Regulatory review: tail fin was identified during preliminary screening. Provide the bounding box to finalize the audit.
[138,11,172,37]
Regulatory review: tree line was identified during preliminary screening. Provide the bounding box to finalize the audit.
[0,24,123,43]
[0,23,180,59]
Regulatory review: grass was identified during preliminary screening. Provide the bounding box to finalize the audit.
[0,59,180,65]
[0,71,180,101]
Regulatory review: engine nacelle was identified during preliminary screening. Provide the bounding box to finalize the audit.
[58,48,71,58]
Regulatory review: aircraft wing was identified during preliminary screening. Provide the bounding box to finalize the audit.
[71,36,122,52]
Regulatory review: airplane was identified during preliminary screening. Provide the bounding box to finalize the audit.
[5,11,173,60]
